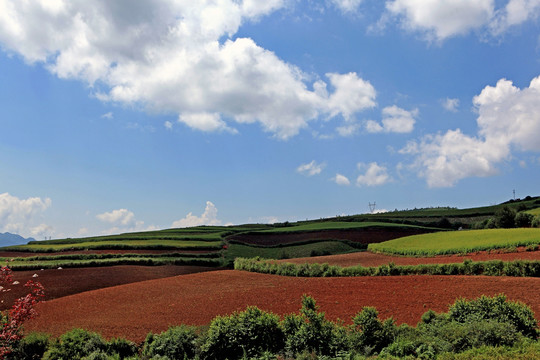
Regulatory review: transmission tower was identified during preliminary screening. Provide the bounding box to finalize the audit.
[368,202,376,214]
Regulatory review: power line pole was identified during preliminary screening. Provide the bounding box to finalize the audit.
[369,202,376,214]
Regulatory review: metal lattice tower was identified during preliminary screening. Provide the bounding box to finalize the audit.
[368,202,376,214]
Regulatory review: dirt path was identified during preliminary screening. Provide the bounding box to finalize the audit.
[25,270,540,342]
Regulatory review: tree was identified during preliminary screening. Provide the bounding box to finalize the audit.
[0,266,44,359]
[495,206,516,228]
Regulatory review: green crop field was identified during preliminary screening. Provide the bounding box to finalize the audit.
[525,207,540,216]
[4,239,223,252]
[368,228,540,256]
[255,221,433,233]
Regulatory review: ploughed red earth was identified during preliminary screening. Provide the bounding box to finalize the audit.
[20,268,540,343]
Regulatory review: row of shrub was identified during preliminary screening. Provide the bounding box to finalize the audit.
[8,257,224,271]
[234,257,540,277]
[7,295,538,360]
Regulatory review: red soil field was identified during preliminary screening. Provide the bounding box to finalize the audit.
[278,248,540,267]
[0,265,220,311]
[25,270,540,343]
[227,228,437,246]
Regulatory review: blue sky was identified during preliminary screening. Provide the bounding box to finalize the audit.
[1,0,540,239]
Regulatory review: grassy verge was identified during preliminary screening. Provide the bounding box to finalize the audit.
[368,228,540,256]
[234,257,540,277]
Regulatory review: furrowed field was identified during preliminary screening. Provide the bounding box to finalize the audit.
[0,197,539,359]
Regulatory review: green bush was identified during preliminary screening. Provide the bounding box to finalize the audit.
[532,215,540,228]
[495,206,517,228]
[12,332,50,360]
[515,213,534,228]
[106,338,138,359]
[448,295,539,339]
[282,295,343,357]
[142,325,197,360]
[351,307,396,355]
[43,328,107,360]
[200,306,284,360]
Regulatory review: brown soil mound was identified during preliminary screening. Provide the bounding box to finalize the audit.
[227,228,436,246]
[25,270,540,342]
[0,265,220,311]
[278,248,540,267]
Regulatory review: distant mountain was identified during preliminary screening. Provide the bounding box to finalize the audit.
[0,232,36,247]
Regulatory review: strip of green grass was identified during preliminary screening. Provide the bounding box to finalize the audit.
[7,256,224,270]
[525,207,540,216]
[3,240,224,252]
[255,221,433,233]
[368,228,540,256]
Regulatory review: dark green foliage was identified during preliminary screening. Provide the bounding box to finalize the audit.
[495,206,517,228]
[448,294,539,339]
[532,215,540,228]
[12,332,50,360]
[43,328,107,360]
[107,338,138,359]
[350,307,396,354]
[515,213,534,228]
[282,295,344,357]
[200,306,284,360]
[142,325,197,360]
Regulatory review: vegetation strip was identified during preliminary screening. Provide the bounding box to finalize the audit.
[234,257,540,277]
[6,257,223,271]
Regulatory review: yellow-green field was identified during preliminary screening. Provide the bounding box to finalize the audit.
[525,207,540,216]
[368,228,540,256]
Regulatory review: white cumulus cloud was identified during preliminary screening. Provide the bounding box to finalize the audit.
[356,162,391,186]
[402,75,540,187]
[96,208,135,226]
[365,106,417,133]
[297,160,326,176]
[172,201,221,228]
[333,173,351,186]
[386,0,494,41]
[0,192,52,237]
[0,1,377,140]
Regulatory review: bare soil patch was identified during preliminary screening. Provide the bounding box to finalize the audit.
[227,228,436,246]
[25,270,540,342]
[278,248,540,267]
[0,265,220,311]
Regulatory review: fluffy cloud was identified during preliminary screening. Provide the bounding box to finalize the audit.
[386,0,494,40]
[96,208,136,226]
[365,106,417,133]
[0,192,52,237]
[385,0,540,41]
[172,201,221,228]
[402,76,540,187]
[490,0,540,35]
[333,173,351,186]
[0,1,376,140]
[297,160,325,176]
[441,98,460,112]
[356,162,391,186]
